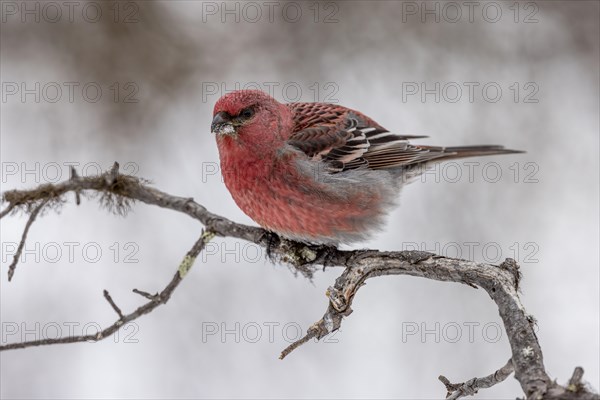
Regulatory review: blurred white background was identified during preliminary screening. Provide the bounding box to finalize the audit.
[1,1,598,399]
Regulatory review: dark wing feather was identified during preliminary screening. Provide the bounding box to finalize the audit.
[286,103,349,158]
[286,103,521,172]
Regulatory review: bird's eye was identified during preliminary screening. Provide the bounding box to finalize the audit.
[239,108,254,120]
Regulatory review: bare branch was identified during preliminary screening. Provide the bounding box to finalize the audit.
[69,165,81,205]
[0,202,17,219]
[0,163,264,244]
[439,358,514,399]
[569,367,585,389]
[280,322,326,360]
[0,231,212,351]
[103,290,125,320]
[132,288,158,301]
[7,199,48,281]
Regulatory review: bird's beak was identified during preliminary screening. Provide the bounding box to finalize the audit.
[211,112,235,136]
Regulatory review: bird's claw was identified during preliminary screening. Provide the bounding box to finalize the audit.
[261,230,281,260]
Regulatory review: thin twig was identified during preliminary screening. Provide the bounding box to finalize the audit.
[0,202,17,219]
[103,290,125,320]
[567,366,586,394]
[7,199,48,281]
[70,166,81,205]
[132,288,158,301]
[107,161,120,185]
[569,367,585,387]
[0,231,212,351]
[280,325,320,360]
[439,358,514,400]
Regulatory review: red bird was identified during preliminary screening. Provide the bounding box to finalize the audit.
[211,90,521,245]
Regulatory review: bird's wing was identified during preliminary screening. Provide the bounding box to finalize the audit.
[287,102,443,172]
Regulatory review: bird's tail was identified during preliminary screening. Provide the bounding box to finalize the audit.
[421,145,525,161]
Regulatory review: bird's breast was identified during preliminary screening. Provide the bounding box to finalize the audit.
[216,140,395,244]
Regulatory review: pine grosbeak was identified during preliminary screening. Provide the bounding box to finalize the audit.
[211,90,521,245]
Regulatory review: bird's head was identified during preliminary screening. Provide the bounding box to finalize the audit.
[211,90,290,149]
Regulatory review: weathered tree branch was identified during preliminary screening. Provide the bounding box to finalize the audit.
[1,163,597,400]
[439,358,515,399]
[0,229,212,351]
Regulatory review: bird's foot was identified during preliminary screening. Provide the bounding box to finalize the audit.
[259,231,339,279]
[260,230,282,261]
